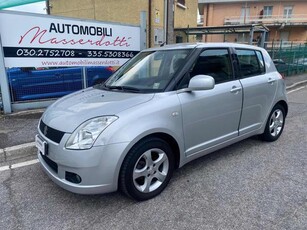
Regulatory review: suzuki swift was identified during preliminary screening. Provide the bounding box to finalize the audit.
[36,43,288,201]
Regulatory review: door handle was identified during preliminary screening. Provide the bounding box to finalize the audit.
[268,78,276,84]
[230,86,242,93]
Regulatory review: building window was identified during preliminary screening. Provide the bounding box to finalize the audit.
[283,6,293,19]
[240,6,250,23]
[176,36,183,43]
[263,6,273,18]
[177,0,185,6]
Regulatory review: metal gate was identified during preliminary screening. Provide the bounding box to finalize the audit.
[267,41,307,77]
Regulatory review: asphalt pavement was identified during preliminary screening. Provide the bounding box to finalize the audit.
[0,73,306,164]
[1,84,307,229]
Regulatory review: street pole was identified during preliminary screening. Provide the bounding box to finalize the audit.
[140,11,147,50]
[166,0,174,44]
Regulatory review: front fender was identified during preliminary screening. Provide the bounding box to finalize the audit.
[93,92,185,185]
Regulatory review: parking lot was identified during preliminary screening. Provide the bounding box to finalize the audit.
[0,85,306,230]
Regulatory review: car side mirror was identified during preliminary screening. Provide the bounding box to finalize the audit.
[188,75,215,91]
[177,75,215,93]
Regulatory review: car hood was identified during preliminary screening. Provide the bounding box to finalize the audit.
[42,87,154,132]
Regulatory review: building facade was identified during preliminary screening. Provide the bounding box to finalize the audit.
[198,0,307,44]
[48,0,198,48]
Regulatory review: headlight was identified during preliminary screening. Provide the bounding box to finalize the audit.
[66,116,118,150]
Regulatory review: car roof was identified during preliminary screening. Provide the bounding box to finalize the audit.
[144,42,264,52]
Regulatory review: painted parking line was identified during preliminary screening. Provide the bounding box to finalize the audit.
[288,86,305,94]
[3,142,36,152]
[0,165,10,172]
[0,159,39,172]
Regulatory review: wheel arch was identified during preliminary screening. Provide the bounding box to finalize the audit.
[275,100,288,117]
[118,132,181,180]
[129,133,180,169]
[117,132,181,200]
[144,133,181,169]
[260,100,287,141]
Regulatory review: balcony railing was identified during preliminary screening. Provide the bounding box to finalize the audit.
[224,14,307,25]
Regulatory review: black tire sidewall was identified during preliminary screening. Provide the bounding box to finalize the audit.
[262,104,285,142]
[120,137,174,201]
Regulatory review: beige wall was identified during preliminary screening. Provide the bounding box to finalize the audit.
[49,0,197,47]
[174,1,197,28]
[49,0,149,23]
[270,27,307,42]
[49,0,94,20]
[174,0,198,42]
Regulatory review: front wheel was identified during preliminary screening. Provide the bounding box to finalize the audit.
[261,104,286,142]
[119,137,174,201]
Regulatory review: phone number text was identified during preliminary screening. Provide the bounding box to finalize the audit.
[3,47,139,59]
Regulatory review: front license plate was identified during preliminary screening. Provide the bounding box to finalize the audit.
[35,135,48,155]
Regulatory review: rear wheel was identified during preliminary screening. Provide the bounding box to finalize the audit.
[119,137,174,201]
[261,104,285,142]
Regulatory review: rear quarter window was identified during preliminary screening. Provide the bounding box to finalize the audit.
[236,49,266,78]
[255,51,265,74]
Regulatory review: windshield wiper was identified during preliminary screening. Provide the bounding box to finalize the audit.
[106,85,141,92]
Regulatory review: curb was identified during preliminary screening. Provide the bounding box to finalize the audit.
[5,109,45,117]
[0,142,36,164]
[286,80,307,90]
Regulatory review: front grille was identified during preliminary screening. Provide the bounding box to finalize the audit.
[39,120,65,143]
[41,153,58,173]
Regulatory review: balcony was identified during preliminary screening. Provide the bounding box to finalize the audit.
[224,14,307,26]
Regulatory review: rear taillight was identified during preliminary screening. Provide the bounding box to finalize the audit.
[278,73,285,79]
[106,66,114,72]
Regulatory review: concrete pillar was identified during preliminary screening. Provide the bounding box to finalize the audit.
[0,38,12,114]
[140,11,147,50]
[249,27,254,45]
[260,31,266,48]
[166,0,174,44]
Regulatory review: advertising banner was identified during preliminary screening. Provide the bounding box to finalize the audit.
[0,11,141,67]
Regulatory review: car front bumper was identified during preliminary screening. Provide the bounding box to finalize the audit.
[37,132,129,195]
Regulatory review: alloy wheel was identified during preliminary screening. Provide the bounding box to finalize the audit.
[133,148,169,193]
[269,109,284,137]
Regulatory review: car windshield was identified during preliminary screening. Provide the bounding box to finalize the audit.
[99,49,191,93]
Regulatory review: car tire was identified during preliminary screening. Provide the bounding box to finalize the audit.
[261,104,285,142]
[119,137,174,201]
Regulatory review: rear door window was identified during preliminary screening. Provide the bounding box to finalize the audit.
[236,49,265,78]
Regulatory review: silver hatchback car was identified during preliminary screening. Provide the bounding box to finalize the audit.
[36,43,288,200]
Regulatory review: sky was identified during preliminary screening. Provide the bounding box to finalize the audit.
[6,1,46,14]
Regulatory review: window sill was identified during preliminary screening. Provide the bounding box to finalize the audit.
[176,3,187,10]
